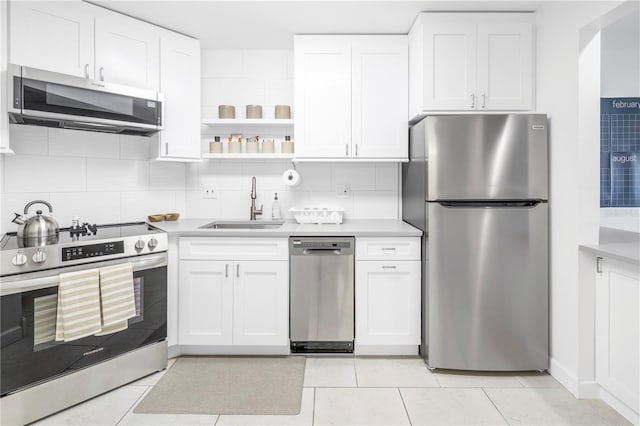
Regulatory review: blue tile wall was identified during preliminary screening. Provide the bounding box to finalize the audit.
[600,98,640,207]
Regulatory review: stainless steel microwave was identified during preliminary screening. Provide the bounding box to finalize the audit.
[8,64,163,136]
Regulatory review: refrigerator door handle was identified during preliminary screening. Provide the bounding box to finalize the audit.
[437,200,544,208]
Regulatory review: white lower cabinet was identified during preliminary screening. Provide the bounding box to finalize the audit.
[178,238,289,350]
[595,256,640,420]
[179,260,232,345]
[356,260,421,346]
[355,237,421,354]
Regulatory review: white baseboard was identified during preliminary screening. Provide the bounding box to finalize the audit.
[601,388,640,425]
[549,357,579,396]
[179,345,290,356]
[578,380,601,399]
[354,345,419,356]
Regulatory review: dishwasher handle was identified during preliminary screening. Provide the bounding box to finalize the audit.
[302,248,344,255]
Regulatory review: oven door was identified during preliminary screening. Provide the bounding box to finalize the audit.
[0,253,167,396]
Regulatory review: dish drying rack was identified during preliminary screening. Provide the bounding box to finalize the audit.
[289,207,344,224]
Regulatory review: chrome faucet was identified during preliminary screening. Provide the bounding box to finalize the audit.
[250,176,263,220]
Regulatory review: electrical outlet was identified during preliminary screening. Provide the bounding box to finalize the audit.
[336,184,351,199]
[203,185,216,199]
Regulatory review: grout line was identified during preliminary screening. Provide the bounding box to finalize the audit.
[353,358,359,388]
[481,388,510,425]
[311,387,316,426]
[397,387,413,426]
[115,385,151,425]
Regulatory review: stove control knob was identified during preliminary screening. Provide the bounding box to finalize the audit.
[148,238,158,250]
[135,239,146,251]
[12,251,28,266]
[32,249,47,264]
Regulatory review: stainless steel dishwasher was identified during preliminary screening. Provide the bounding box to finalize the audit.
[289,237,354,353]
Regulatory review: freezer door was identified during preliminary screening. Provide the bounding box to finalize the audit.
[427,202,548,371]
[426,114,548,201]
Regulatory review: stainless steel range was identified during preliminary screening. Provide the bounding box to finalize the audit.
[0,222,169,425]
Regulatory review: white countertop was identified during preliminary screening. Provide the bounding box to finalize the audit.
[579,227,640,265]
[153,218,423,238]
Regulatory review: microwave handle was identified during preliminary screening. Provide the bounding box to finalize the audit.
[0,253,167,296]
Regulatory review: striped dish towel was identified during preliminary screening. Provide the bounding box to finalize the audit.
[34,294,58,345]
[95,263,136,336]
[55,269,102,342]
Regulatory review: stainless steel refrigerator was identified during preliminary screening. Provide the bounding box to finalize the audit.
[402,114,549,371]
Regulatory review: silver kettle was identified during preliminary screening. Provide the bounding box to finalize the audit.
[12,200,60,248]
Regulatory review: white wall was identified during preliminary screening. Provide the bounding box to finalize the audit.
[600,9,640,232]
[535,0,623,395]
[0,126,186,235]
[188,49,400,220]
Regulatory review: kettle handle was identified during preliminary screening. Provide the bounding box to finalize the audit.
[24,200,53,215]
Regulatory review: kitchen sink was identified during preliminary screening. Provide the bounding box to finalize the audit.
[199,220,285,230]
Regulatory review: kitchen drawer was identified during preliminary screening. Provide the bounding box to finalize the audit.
[356,237,421,261]
[179,237,288,261]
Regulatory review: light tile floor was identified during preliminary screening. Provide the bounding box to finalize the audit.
[31,356,631,426]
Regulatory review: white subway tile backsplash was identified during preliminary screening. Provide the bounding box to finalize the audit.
[332,164,376,191]
[149,162,186,191]
[265,79,294,107]
[9,125,49,155]
[49,192,121,227]
[49,128,119,158]
[198,161,244,191]
[185,190,218,218]
[242,50,289,80]
[120,191,179,222]
[120,135,154,160]
[87,159,149,192]
[240,161,290,192]
[375,164,399,191]
[201,50,243,79]
[352,191,398,219]
[291,164,332,192]
[4,156,86,193]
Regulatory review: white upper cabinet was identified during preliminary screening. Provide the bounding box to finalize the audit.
[294,35,408,160]
[352,37,408,159]
[9,0,160,90]
[294,36,351,158]
[409,13,534,117]
[94,9,159,90]
[156,30,201,160]
[9,1,95,78]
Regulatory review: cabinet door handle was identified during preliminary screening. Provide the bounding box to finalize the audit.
[84,64,90,78]
[382,265,397,269]
[225,263,229,278]
[165,142,169,155]
[382,247,397,252]
[236,264,240,278]
[596,256,603,274]
[346,144,349,156]
[99,67,105,81]
[481,93,487,109]
[470,94,476,109]
[355,144,358,157]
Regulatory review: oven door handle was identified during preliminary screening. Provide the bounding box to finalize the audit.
[0,253,167,296]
